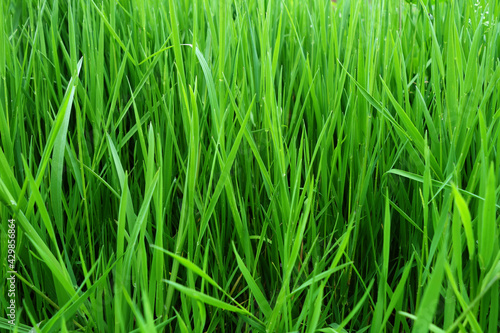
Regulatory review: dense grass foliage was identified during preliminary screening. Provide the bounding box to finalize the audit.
[1,0,499,331]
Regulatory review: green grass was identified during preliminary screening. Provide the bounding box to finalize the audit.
[0,0,499,331]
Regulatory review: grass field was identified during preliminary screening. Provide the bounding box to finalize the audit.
[0,0,499,331]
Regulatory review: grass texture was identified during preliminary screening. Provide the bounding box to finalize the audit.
[0,0,500,331]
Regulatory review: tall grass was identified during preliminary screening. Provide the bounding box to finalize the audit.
[0,0,499,331]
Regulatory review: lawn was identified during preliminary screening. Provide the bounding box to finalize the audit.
[0,0,499,332]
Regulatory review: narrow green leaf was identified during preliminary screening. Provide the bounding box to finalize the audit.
[452,185,475,260]
[413,252,446,333]
[479,164,497,270]
[163,280,251,315]
[232,242,272,318]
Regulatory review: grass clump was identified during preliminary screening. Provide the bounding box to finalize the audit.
[0,0,499,332]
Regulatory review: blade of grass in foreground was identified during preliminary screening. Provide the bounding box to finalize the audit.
[41,252,112,332]
[232,242,272,319]
[50,59,82,238]
[151,243,264,326]
[479,164,496,270]
[412,251,446,333]
[163,280,254,316]
[33,58,83,190]
[452,185,474,260]
[387,169,500,209]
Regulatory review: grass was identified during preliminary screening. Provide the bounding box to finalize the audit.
[0,0,499,331]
